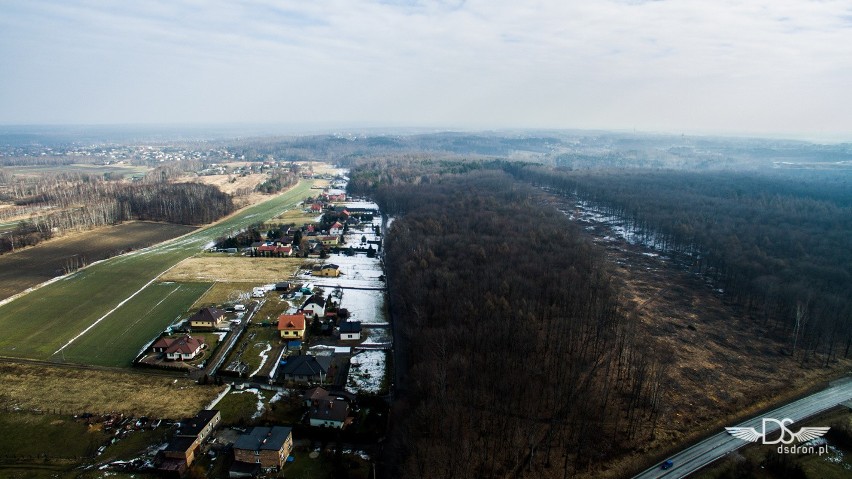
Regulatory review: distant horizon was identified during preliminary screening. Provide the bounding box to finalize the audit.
[0,121,849,145]
[2,2,851,142]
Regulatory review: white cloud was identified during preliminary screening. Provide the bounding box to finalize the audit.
[1,0,851,137]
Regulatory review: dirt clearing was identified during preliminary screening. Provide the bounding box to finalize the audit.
[194,173,270,208]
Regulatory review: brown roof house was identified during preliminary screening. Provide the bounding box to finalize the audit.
[189,307,226,330]
[232,426,293,471]
[277,313,307,339]
[152,335,206,361]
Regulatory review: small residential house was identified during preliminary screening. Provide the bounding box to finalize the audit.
[316,235,340,246]
[312,264,340,277]
[300,295,326,318]
[189,307,226,330]
[152,335,206,361]
[158,409,220,473]
[278,355,332,383]
[309,203,323,213]
[329,222,344,235]
[177,409,221,445]
[233,426,293,470]
[159,436,197,475]
[302,386,331,407]
[339,321,362,341]
[308,396,350,429]
[257,244,292,257]
[277,313,307,339]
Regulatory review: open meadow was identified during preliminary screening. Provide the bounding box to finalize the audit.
[0,361,224,418]
[0,181,315,366]
[0,221,197,301]
[161,255,304,283]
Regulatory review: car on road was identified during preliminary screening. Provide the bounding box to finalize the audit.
[660,459,674,470]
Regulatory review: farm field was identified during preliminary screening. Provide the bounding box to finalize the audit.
[162,255,304,283]
[0,221,197,301]
[59,282,212,366]
[0,180,315,366]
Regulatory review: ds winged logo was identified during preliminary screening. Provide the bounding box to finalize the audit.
[725,418,830,445]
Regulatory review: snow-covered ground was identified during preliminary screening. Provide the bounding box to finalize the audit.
[347,350,387,394]
[338,289,387,325]
[341,200,379,210]
[363,327,391,344]
[562,199,671,254]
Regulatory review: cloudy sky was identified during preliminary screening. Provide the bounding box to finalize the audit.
[1,0,851,139]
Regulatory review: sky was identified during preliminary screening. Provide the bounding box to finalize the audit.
[1,0,852,140]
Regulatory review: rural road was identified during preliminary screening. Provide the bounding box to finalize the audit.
[632,377,852,479]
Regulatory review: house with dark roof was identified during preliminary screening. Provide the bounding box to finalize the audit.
[188,307,226,330]
[150,335,206,361]
[157,409,220,474]
[308,397,350,429]
[158,435,196,475]
[278,355,332,383]
[339,321,362,341]
[177,409,221,444]
[232,426,293,470]
[277,313,306,339]
[300,295,326,318]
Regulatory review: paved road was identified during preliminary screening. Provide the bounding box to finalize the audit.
[632,377,852,479]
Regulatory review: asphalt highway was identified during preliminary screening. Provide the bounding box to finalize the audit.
[632,377,852,479]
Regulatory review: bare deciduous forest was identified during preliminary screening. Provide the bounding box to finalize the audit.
[349,156,852,478]
[352,163,668,478]
[0,175,233,253]
[506,165,852,367]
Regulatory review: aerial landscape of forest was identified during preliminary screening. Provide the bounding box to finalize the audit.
[2,1,852,478]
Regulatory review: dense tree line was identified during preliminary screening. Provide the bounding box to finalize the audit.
[352,162,667,478]
[0,182,233,253]
[254,171,298,193]
[508,165,852,365]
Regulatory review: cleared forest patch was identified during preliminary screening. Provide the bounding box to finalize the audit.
[162,255,303,283]
[194,173,269,208]
[0,221,196,301]
[0,361,224,418]
[567,219,852,477]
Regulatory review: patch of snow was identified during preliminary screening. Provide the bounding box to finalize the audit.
[231,388,266,420]
[249,344,272,377]
[346,350,386,394]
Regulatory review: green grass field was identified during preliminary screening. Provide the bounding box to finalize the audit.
[0,180,315,366]
[60,282,212,366]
